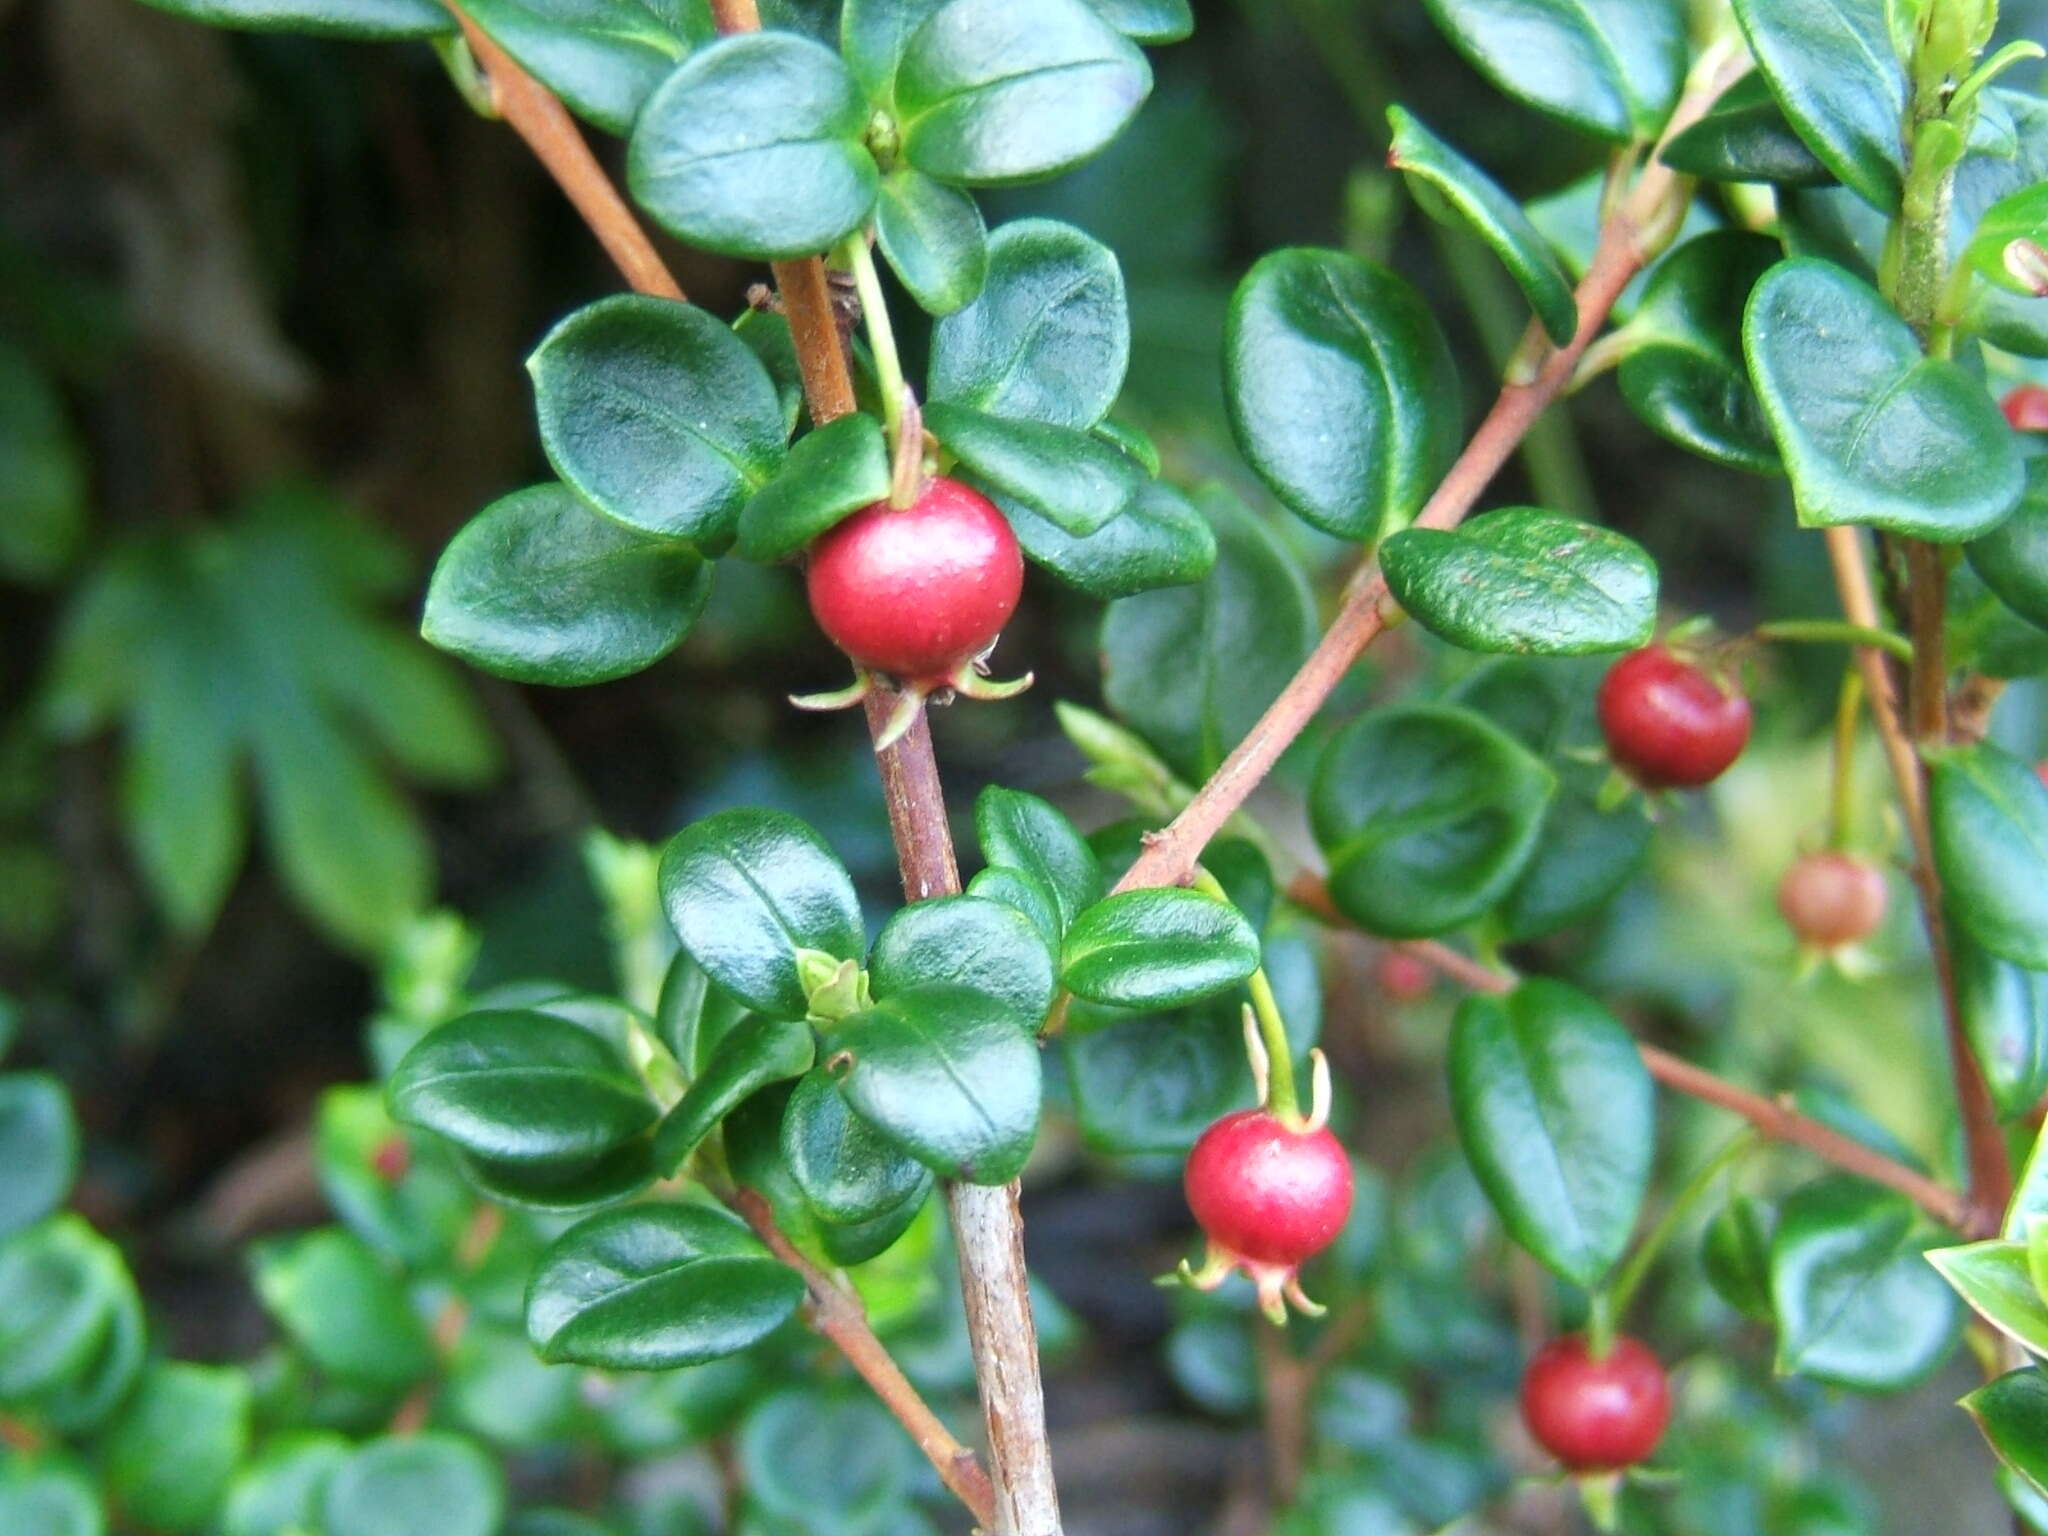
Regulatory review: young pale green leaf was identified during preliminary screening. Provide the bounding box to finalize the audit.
[321,1436,505,1536]
[1447,979,1653,1289]
[1932,743,2048,969]
[1082,0,1189,42]
[1659,73,1834,187]
[1225,247,1460,542]
[1702,1195,1775,1319]
[0,1074,76,1240]
[929,218,1128,429]
[781,1068,935,1225]
[1421,0,1684,143]
[1387,108,1577,345]
[738,1389,916,1530]
[223,1432,351,1536]
[627,32,878,260]
[875,169,989,316]
[1970,461,2048,631]
[1928,1239,2048,1357]
[652,1015,815,1175]
[831,983,1042,1184]
[0,1215,131,1406]
[1745,258,2024,540]
[1966,1368,2048,1501]
[99,1363,251,1535]
[868,894,1058,1025]
[894,0,1152,186]
[1060,889,1260,1010]
[1005,479,1216,599]
[251,1229,435,1392]
[387,1010,658,1168]
[1379,507,1657,655]
[0,1465,104,1536]
[461,0,713,135]
[527,1204,802,1368]
[1731,0,1906,210]
[423,484,712,686]
[131,0,448,36]
[965,865,1065,949]
[1311,704,1555,938]
[1955,928,2048,1120]
[735,414,890,564]
[926,401,1141,536]
[1101,489,1316,780]
[1770,1177,1960,1390]
[973,786,1103,935]
[314,1089,466,1270]
[530,296,787,548]
[659,808,865,1017]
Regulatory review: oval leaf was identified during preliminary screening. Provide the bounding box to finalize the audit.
[780,1068,935,1226]
[973,786,1103,935]
[462,0,712,135]
[1421,0,1685,142]
[321,1436,505,1536]
[1061,888,1260,1010]
[868,893,1058,1025]
[1928,1239,2048,1357]
[1931,742,2048,970]
[1731,0,1906,210]
[1006,478,1217,599]
[0,1074,76,1240]
[1955,927,2048,1121]
[925,400,1140,536]
[99,1363,251,1536]
[251,1229,436,1392]
[1659,73,1834,187]
[1965,1367,2048,1500]
[652,1015,816,1176]
[875,168,990,316]
[735,413,891,564]
[1970,459,2048,631]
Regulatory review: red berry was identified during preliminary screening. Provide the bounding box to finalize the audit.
[805,477,1023,687]
[1597,645,1751,789]
[1185,1109,1352,1269]
[1520,1334,1671,1473]
[1377,949,1433,1002]
[371,1136,411,1185]
[2004,385,2048,433]
[1776,851,1886,950]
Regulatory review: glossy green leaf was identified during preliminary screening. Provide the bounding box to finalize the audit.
[926,401,1140,536]
[1968,1368,2048,1500]
[1770,1177,1960,1390]
[875,169,989,316]
[1064,1003,1252,1155]
[387,1010,658,1168]
[423,484,712,686]
[1971,459,2048,630]
[1931,742,2048,969]
[973,786,1103,935]
[1659,73,1834,187]
[0,1215,128,1406]
[868,894,1058,1025]
[1955,928,2048,1120]
[1061,888,1260,1009]
[1311,703,1555,938]
[224,1433,351,1536]
[1702,1195,1776,1319]
[131,0,448,37]
[1387,107,1577,344]
[1421,0,1684,142]
[627,32,878,260]
[1224,247,1460,542]
[461,0,713,135]
[251,1229,435,1391]
[1956,94,2048,357]
[1101,489,1316,780]
[928,218,1128,429]
[738,1389,915,1530]
[1083,0,1190,42]
[841,0,942,104]
[653,1015,816,1175]
[735,414,890,564]
[1731,0,1905,210]
[895,0,1152,186]
[0,1465,104,1536]
[1004,479,1216,599]
[0,1074,76,1240]
[321,1436,505,1536]
[735,309,805,435]
[1448,979,1652,1288]
[0,339,86,583]
[530,296,787,548]
[658,808,865,1017]
[1929,1239,2048,1356]
[831,983,1041,1183]
[1380,507,1657,655]
[527,1204,802,1368]
[781,1068,935,1225]
[965,864,1065,949]
[1745,258,2024,540]
[449,1140,654,1215]
[99,1363,251,1534]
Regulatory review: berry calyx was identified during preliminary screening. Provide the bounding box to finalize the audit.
[1520,1333,1671,1473]
[1376,948,1434,1002]
[1777,850,1886,952]
[1597,644,1751,790]
[2004,384,2048,433]
[1181,1107,1353,1323]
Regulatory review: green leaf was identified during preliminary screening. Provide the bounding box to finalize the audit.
[387,1009,658,1168]
[446,1323,585,1449]
[926,401,1140,536]
[530,295,788,548]
[131,0,448,37]
[1659,73,1835,187]
[1770,1177,1960,1390]
[653,1015,816,1175]
[781,1068,934,1225]
[658,808,865,1017]
[1702,1195,1776,1319]
[1957,95,2048,357]
[30,1233,145,1437]
[98,1363,251,1534]
[1421,0,1685,142]
[423,484,713,686]
[0,1465,104,1536]
[875,169,989,316]
[1971,459,2048,630]
[895,0,1152,186]
[1061,888,1260,1009]
[1928,1239,2048,1356]
[320,1436,505,1536]
[1082,0,1189,43]
[735,308,805,435]
[868,894,1058,1025]
[831,983,1041,1183]
[929,218,1128,429]
[1224,247,1460,542]
[526,1204,802,1368]
[1955,928,2048,1120]
[1004,479,1216,599]
[314,1087,471,1270]
[1387,107,1577,345]
[461,0,713,135]
[1745,257,2024,540]
[0,1074,76,1240]
[1101,489,1316,780]
[224,1433,351,1536]
[965,865,1065,948]
[449,1141,654,1215]
[1447,978,1652,1288]
[1731,0,1906,210]
[842,0,943,105]
[973,786,1103,935]
[0,339,86,583]
[1931,743,2048,969]
[735,414,891,564]
[628,32,877,260]
[1311,703,1555,938]
[0,1215,129,1406]
[1380,507,1657,655]
[1968,1368,2048,1500]
[738,1389,915,1529]
[1064,1002,1252,1155]
[250,1229,435,1392]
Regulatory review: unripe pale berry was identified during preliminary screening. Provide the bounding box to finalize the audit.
[1598,645,1751,790]
[1520,1333,1671,1473]
[1777,851,1886,951]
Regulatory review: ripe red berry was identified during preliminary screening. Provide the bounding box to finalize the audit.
[2004,384,2048,433]
[371,1135,411,1185]
[1597,645,1751,789]
[1377,948,1433,1002]
[1777,851,1886,950]
[1520,1334,1671,1473]
[805,477,1023,687]
[1183,1108,1352,1320]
